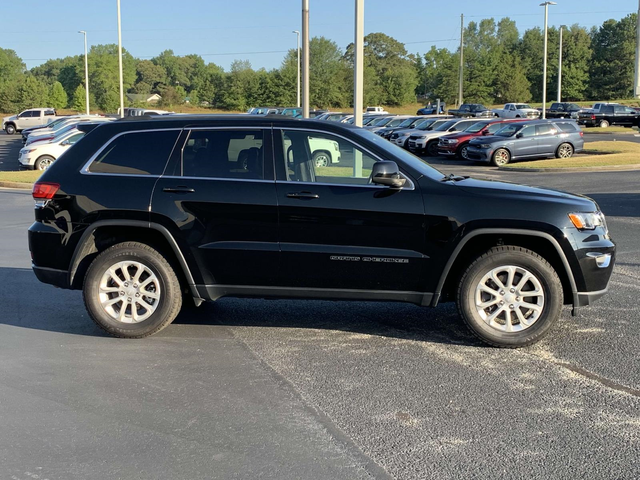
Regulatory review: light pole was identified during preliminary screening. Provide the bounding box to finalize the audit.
[540,1,556,119]
[117,0,124,118]
[293,30,300,108]
[558,24,566,103]
[78,30,90,114]
[301,0,309,118]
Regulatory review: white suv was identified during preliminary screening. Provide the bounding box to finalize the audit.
[19,129,85,170]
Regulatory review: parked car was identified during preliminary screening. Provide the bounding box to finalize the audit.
[542,102,584,119]
[315,112,350,122]
[408,118,480,156]
[577,104,640,128]
[19,129,86,171]
[466,119,584,166]
[3,108,59,135]
[492,103,540,119]
[391,118,450,148]
[375,116,424,139]
[417,103,446,115]
[22,114,103,144]
[345,115,379,126]
[25,117,113,146]
[29,115,615,347]
[437,119,526,159]
[365,106,389,114]
[249,107,281,115]
[368,115,412,133]
[448,104,493,118]
[280,107,302,117]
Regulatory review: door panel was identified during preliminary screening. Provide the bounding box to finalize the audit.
[512,125,537,157]
[535,124,559,155]
[274,128,426,292]
[151,128,279,287]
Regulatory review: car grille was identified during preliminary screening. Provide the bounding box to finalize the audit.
[391,133,399,139]
[408,141,416,148]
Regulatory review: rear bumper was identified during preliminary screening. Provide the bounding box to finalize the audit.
[32,264,69,289]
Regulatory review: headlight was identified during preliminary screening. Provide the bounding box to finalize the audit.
[22,148,37,154]
[568,211,606,231]
[447,139,459,144]
[479,144,492,149]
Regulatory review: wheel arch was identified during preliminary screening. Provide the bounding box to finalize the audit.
[434,228,577,307]
[68,220,200,300]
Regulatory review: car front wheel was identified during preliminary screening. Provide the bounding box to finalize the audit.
[5,124,16,135]
[426,141,439,157]
[599,120,609,128]
[83,242,182,338]
[491,148,511,166]
[457,246,563,348]
[313,151,330,167]
[457,143,470,160]
[35,155,55,170]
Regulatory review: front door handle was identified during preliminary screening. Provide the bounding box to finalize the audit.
[163,186,195,194]
[287,192,319,199]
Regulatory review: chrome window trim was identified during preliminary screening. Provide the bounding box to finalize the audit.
[80,128,183,176]
[161,175,274,184]
[277,126,416,191]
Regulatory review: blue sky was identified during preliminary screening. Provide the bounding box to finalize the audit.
[1,0,636,71]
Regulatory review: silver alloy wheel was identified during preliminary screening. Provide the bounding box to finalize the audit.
[98,261,161,323]
[557,144,573,158]
[599,120,609,128]
[493,149,510,166]
[36,157,53,170]
[474,265,545,332]
[314,153,329,168]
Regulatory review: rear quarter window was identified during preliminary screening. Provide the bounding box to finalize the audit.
[557,123,578,133]
[88,130,180,175]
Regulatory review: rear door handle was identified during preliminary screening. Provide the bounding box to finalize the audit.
[163,186,195,194]
[287,192,319,199]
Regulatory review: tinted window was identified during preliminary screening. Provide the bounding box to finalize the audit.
[486,123,506,134]
[282,130,378,186]
[89,130,179,175]
[536,124,557,136]
[44,110,55,116]
[557,123,578,133]
[182,130,264,180]
[519,126,535,137]
[66,132,84,144]
[603,106,615,114]
[456,120,479,131]
[464,122,487,133]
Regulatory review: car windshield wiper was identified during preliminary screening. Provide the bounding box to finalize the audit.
[441,173,468,182]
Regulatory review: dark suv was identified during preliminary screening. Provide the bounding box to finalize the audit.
[29,115,615,347]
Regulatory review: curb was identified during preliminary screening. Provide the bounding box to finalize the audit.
[499,163,640,173]
[0,181,32,190]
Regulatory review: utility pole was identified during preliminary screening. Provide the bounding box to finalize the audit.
[635,0,640,98]
[353,0,364,128]
[557,25,565,103]
[79,31,90,114]
[301,0,310,118]
[540,2,556,119]
[293,30,301,108]
[458,14,464,108]
[117,0,124,118]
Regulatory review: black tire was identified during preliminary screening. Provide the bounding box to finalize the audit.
[555,142,574,159]
[312,150,331,167]
[83,242,182,338]
[426,140,439,157]
[491,148,511,166]
[5,124,16,135]
[599,120,609,128]
[457,246,563,348]
[34,155,55,171]
[457,143,470,160]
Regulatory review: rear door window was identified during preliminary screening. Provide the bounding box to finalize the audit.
[182,130,265,180]
[556,123,577,133]
[535,124,558,136]
[89,130,180,175]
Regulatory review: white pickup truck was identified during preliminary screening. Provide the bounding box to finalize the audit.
[3,108,60,135]
[492,103,540,119]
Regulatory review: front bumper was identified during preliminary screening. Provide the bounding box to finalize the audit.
[466,146,492,162]
[18,151,35,169]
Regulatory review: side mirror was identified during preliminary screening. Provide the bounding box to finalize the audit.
[371,161,406,189]
[61,140,70,146]
[482,130,489,136]
[515,132,523,139]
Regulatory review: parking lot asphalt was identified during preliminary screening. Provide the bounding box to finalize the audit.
[0,130,639,479]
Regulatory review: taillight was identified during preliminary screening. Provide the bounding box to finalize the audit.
[591,114,596,120]
[32,182,60,200]
[580,131,584,137]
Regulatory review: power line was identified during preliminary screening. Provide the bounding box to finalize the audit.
[405,38,459,45]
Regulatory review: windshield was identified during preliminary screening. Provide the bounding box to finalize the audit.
[464,122,488,133]
[416,119,442,130]
[434,120,456,131]
[398,117,418,128]
[352,128,444,180]
[386,118,407,127]
[515,104,532,110]
[470,105,487,111]
[494,124,522,137]
[370,116,392,126]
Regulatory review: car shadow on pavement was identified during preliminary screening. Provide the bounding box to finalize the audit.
[0,135,23,172]
[173,297,483,347]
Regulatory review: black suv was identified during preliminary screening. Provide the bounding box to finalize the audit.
[29,115,615,347]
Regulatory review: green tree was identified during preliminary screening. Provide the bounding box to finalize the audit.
[16,76,49,110]
[589,13,637,99]
[558,25,592,101]
[494,53,531,102]
[49,81,68,109]
[71,84,86,112]
[310,37,349,108]
[0,48,25,83]
[87,44,135,112]
[135,59,167,92]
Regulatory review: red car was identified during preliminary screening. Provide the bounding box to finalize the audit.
[437,119,526,159]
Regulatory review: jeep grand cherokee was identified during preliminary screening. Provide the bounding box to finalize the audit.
[28,115,615,347]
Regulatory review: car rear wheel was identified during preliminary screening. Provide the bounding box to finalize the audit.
[491,148,510,166]
[555,143,574,159]
[599,120,610,128]
[313,151,330,167]
[457,246,563,348]
[426,141,439,157]
[5,124,16,135]
[35,155,55,171]
[457,143,470,160]
[83,242,182,338]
